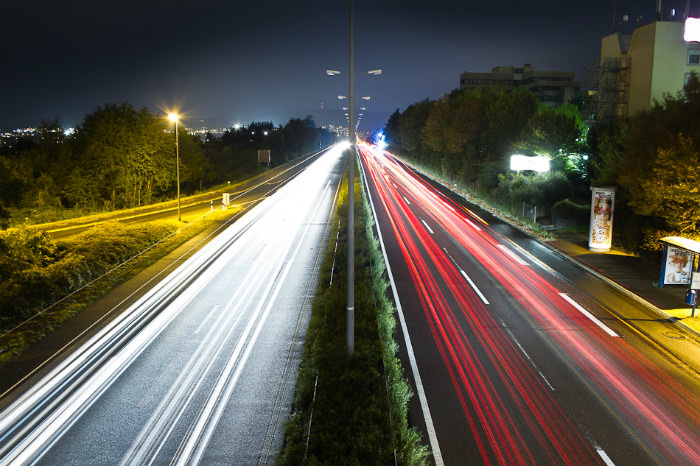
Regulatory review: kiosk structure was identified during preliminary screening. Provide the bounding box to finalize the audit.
[659,236,700,317]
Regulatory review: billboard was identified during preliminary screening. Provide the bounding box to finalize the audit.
[588,187,616,251]
[685,17,700,42]
[660,245,693,286]
[258,149,271,164]
[510,154,550,172]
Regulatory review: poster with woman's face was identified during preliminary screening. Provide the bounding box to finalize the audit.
[664,246,693,285]
[589,188,615,251]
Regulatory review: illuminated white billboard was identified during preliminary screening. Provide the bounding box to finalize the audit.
[588,187,616,251]
[510,154,550,172]
[685,17,700,42]
[660,245,693,286]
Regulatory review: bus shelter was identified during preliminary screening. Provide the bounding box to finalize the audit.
[659,236,700,317]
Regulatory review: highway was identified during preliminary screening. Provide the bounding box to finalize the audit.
[359,143,700,466]
[0,144,346,465]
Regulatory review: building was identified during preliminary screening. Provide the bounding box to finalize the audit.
[587,17,700,121]
[459,64,581,107]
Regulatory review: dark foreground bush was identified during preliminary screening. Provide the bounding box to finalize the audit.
[279,159,429,466]
[0,222,177,360]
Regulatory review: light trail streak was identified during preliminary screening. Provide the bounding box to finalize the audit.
[359,143,700,466]
[0,144,345,466]
[360,144,597,465]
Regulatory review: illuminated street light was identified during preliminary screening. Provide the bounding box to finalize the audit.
[326,0,382,358]
[167,112,181,222]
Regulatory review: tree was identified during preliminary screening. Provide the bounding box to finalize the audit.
[522,107,580,156]
[618,75,700,234]
[71,103,174,209]
[587,120,627,187]
[635,134,700,235]
[383,109,400,147]
[482,88,538,163]
[398,100,433,156]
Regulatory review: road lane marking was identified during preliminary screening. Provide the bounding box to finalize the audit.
[360,161,444,466]
[559,293,619,337]
[596,447,616,466]
[463,217,482,231]
[421,218,434,234]
[403,196,411,205]
[442,248,489,305]
[460,270,490,305]
[500,319,555,391]
[497,244,529,266]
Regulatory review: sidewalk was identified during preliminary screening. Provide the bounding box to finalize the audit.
[548,231,700,337]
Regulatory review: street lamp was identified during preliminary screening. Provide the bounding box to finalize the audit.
[167,113,181,222]
[326,0,382,358]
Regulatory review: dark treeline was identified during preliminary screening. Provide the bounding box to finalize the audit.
[383,75,700,256]
[0,103,333,227]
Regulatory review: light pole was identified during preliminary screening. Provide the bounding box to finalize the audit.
[327,1,381,358]
[168,113,181,222]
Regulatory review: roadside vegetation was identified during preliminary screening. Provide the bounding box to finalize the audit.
[383,74,700,258]
[0,207,237,364]
[279,158,430,466]
[0,102,333,228]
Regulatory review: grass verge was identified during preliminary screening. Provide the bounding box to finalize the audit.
[278,157,430,466]
[0,207,239,364]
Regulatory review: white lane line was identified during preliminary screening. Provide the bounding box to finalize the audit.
[559,293,619,337]
[497,244,529,266]
[421,218,434,235]
[463,217,482,231]
[596,447,616,466]
[360,161,444,466]
[460,270,490,305]
[403,196,411,205]
[442,248,489,305]
[500,319,555,391]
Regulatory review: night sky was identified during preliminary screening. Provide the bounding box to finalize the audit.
[1,0,697,133]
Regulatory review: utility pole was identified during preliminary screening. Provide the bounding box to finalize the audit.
[346,0,355,358]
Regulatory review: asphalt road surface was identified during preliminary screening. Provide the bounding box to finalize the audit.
[0,144,346,465]
[359,143,700,466]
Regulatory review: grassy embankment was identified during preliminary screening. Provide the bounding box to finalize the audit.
[279,157,430,466]
[0,205,241,364]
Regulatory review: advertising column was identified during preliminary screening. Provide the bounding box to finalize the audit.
[588,187,616,251]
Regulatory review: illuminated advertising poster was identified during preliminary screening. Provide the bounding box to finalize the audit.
[588,187,616,251]
[662,245,693,286]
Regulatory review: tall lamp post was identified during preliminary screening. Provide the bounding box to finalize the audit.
[327,2,381,357]
[168,113,181,222]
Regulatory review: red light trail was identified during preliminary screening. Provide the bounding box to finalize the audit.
[359,143,700,466]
